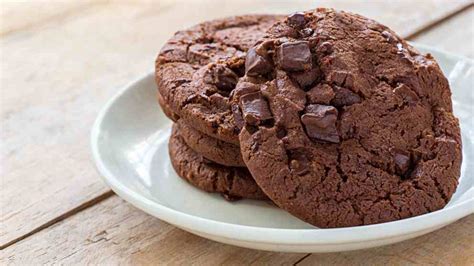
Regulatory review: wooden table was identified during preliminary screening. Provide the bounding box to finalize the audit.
[1,1,473,264]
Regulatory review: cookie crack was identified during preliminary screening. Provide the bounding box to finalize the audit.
[335,146,348,183]
[354,136,402,180]
[363,193,403,220]
[412,178,447,206]
[375,76,423,102]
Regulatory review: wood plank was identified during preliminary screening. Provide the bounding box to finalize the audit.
[0,197,306,265]
[0,1,97,36]
[0,1,178,248]
[1,199,472,264]
[0,0,471,251]
[297,216,474,265]
[412,5,474,58]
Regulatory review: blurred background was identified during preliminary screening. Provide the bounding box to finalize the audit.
[1,0,473,264]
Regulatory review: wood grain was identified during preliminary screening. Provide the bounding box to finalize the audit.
[0,197,306,265]
[1,0,471,248]
[0,1,98,36]
[1,2,178,247]
[1,199,472,265]
[297,216,474,265]
[412,5,474,58]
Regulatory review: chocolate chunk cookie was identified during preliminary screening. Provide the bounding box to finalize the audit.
[169,124,267,200]
[156,15,282,144]
[233,9,462,227]
[176,120,245,167]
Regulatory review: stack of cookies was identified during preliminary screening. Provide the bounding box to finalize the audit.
[155,15,280,201]
[155,9,462,228]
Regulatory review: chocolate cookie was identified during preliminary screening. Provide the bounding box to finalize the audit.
[169,124,267,200]
[156,15,282,144]
[157,91,179,122]
[176,119,245,167]
[233,9,462,227]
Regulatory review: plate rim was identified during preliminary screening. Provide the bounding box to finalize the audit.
[90,43,474,246]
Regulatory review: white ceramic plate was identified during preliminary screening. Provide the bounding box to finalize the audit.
[91,44,474,253]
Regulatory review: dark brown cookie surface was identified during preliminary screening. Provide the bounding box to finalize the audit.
[157,91,179,122]
[176,120,245,167]
[156,15,283,144]
[169,124,267,200]
[233,9,462,227]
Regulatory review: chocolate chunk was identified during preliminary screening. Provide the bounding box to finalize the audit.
[288,151,309,175]
[290,68,321,89]
[393,151,411,175]
[245,47,273,77]
[231,81,260,129]
[232,81,260,98]
[276,126,287,139]
[209,93,229,111]
[232,105,245,129]
[307,84,335,104]
[239,92,272,126]
[328,71,354,88]
[394,84,419,105]
[331,86,362,107]
[277,41,312,71]
[301,104,339,143]
[287,12,306,28]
